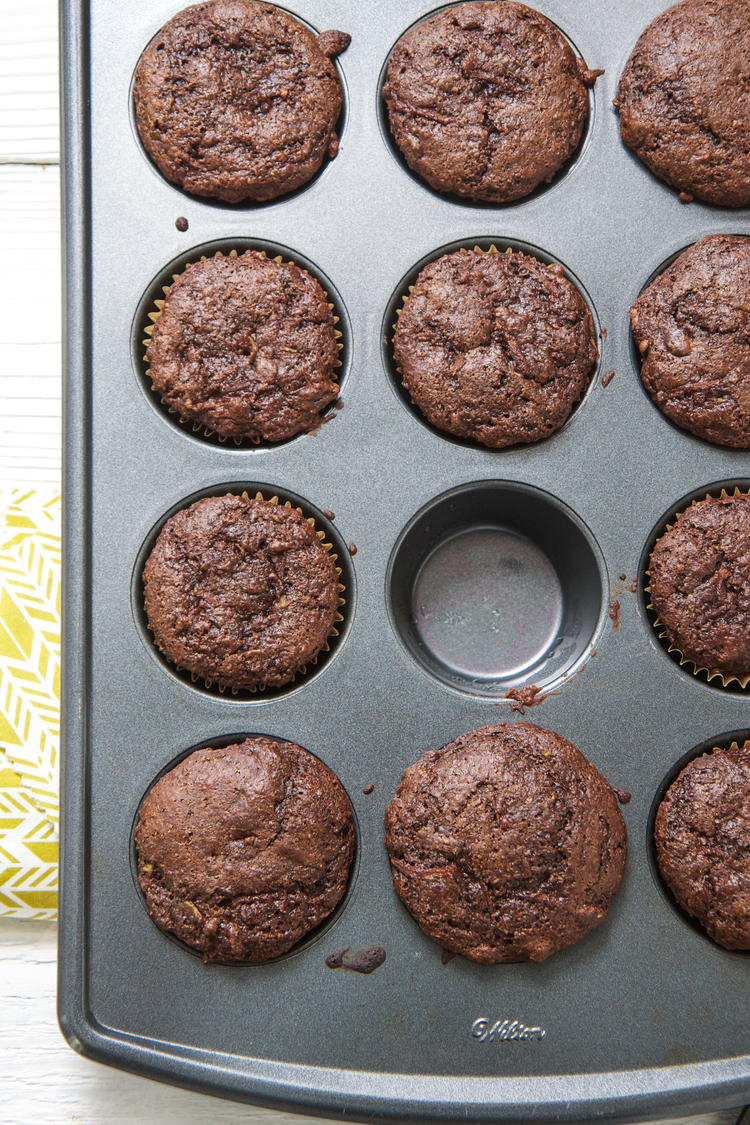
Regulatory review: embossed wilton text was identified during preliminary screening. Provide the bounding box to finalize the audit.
[472,1018,546,1042]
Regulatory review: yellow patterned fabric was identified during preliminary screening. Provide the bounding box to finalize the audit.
[0,489,60,919]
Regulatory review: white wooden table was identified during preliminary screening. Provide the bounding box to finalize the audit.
[0,2,746,1122]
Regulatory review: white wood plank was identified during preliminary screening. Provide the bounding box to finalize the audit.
[0,163,61,488]
[0,0,59,163]
[0,920,339,1125]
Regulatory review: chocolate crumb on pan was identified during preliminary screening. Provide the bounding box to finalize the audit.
[631,236,750,447]
[647,490,750,685]
[143,492,344,691]
[614,0,750,207]
[136,737,355,963]
[393,247,598,448]
[384,722,627,964]
[133,1,349,203]
[175,216,188,232]
[145,250,342,443]
[325,945,386,973]
[503,684,546,714]
[655,742,750,949]
[382,1,602,203]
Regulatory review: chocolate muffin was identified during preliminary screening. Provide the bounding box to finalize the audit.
[631,236,750,447]
[384,722,627,963]
[382,1,602,203]
[146,252,340,442]
[143,493,341,689]
[614,0,750,207]
[133,1,350,203]
[648,492,750,679]
[136,737,356,962]
[393,249,598,447]
[655,743,750,949]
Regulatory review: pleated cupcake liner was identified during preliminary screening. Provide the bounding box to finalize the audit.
[145,489,346,697]
[142,248,344,447]
[645,486,750,690]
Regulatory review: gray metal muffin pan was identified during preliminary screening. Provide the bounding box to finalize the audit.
[59,0,750,1120]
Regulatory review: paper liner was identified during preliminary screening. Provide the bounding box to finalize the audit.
[645,486,750,689]
[142,249,344,446]
[145,490,346,697]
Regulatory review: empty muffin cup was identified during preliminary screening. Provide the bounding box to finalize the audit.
[387,481,606,698]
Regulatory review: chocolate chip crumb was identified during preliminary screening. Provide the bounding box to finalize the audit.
[325,945,386,974]
[503,684,546,715]
[679,191,694,203]
[348,541,357,556]
[362,783,374,795]
[316,30,351,58]
[609,599,621,632]
[600,327,608,342]
[582,66,606,85]
[601,369,615,387]
[175,216,188,232]
[626,579,638,594]
[619,573,627,582]
[614,788,632,805]
[323,509,336,521]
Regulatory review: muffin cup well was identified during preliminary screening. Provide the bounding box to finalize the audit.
[133,485,353,702]
[134,240,349,450]
[386,480,607,698]
[643,484,750,691]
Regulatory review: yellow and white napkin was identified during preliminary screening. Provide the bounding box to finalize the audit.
[0,488,60,919]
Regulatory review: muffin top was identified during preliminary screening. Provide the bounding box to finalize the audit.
[136,737,355,962]
[147,252,340,442]
[393,249,598,447]
[648,492,750,678]
[143,493,341,690]
[133,1,349,203]
[655,743,750,949]
[384,722,627,964]
[614,0,750,207]
[382,1,601,203]
[631,236,750,447]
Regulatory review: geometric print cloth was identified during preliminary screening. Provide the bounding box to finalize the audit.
[0,489,60,919]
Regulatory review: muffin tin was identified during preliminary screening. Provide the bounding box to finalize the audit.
[59,0,750,1121]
